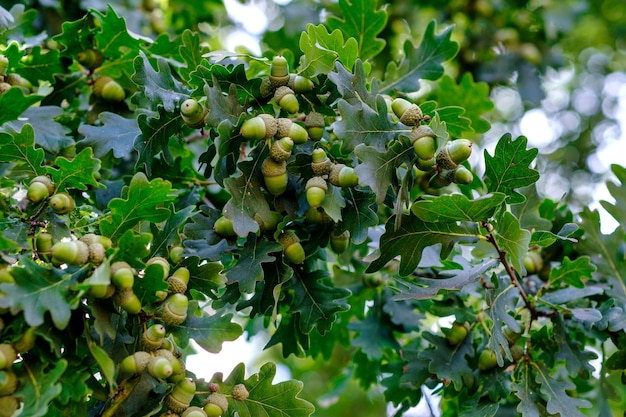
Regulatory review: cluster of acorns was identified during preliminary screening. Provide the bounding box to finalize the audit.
[0,340,21,417]
[26,175,75,214]
[388,97,474,188]
[0,54,33,97]
[75,48,126,102]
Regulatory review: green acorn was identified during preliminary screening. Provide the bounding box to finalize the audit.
[169,245,185,264]
[213,216,236,237]
[304,112,325,141]
[269,137,294,162]
[428,170,454,189]
[415,156,436,173]
[112,267,135,289]
[93,76,125,102]
[447,321,470,345]
[180,98,208,129]
[146,256,171,281]
[523,251,543,274]
[305,176,328,208]
[330,230,350,254]
[205,393,229,415]
[182,406,208,417]
[165,378,196,413]
[261,157,288,196]
[328,164,359,187]
[269,55,290,87]
[79,233,113,249]
[253,210,283,233]
[160,293,189,326]
[49,192,75,214]
[278,231,305,264]
[276,118,308,144]
[0,82,11,96]
[27,181,50,203]
[114,287,142,314]
[0,370,18,396]
[436,139,473,171]
[240,114,278,140]
[204,403,223,417]
[304,207,331,224]
[35,232,53,259]
[0,396,19,417]
[409,125,437,160]
[77,48,103,70]
[478,349,498,371]
[259,76,275,98]
[311,148,332,175]
[6,73,32,91]
[167,267,190,294]
[0,344,17,369]
[50,240,90,266]
[391,98,423,126]
[148,356,174,379]
[88,242,106,265]
[287,73,314,93]
[142,323,167,351]
[274,86,299,114]
[0,55,8,76]
[119,351,152,376]
[453,165,474,185]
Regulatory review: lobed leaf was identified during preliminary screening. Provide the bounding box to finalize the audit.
[16,360,67,417]
[0,87,43,126]
[225,234,282,294]
[493,211,531,274]
[3,106,73,154]
[222,173,271,237]
[0,124,46,180]
[78,112,139,159]
[533,362,592,417]
[548,256,596,288]
[601,164,626,228]
[298,23,358,78]
[411,192,507,224]
[419,332,474,391]
[47,147,103,191]
[134,106,182,176]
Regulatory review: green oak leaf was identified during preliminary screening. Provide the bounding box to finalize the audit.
[149,204,196,257]
[320,184,346,223]
[529,222,578,247]
[328,59,378,107]
[189,61,256,102]
[172,300,243,353]
[225,234,282,294]
[367,214,480,276]
[179,29,208,81]
[419,332,474,391]
[381,20,459,93]
[494,211,531,273]
[548,256,596,288]
[532,362,592,417]
[131,51,190,112]
[204,76,245,128]
[265,314,310,358]
[341,188,379,244]
[99,172,176,242]
[0,124,45,179]
[484,134,540,204]
[432,106,472,138]
[411,193,507,223]
[181,255,226,297]
[334,94,400,154]
[298,23,358,78]
[0,87,43,125]
[115,231,153,269]
[46,147,103,192]
[9,44,63,83]
[134,262,169,306]
[216,362,315,417]
[434,73,495,134]
[0,257,73,329]
[487,275,522,366]
[349,303,401,360]
[601,164,626,228]
[512,362,544,417]
[326,0,387,60]
[87,340,116,390]
[92,5,142,61]
[78,112,139,159]
[51,13,93,54]
[183,206,233,262]
[354,139,414,204]
[511,184,554,232]
[222,173,271,237]
[289,269,351,334]
[393,259,499,300]
[553,314,597,377]
[4,106,73,154]
[16,360,67,417]
[134,106,182,176]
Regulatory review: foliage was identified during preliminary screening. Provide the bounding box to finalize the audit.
[0,1,624,416]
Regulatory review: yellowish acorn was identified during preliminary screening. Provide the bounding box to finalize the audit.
[160,293,189,326]
[287,73,314,93]
[205,392,229,415]
[182,406,208,417]
[409,125,437,160]
[0,369,18,396]
[119,351,152,376]
[261,158,288,196]
[114,287,142,314]
[0,344,17,369]
[274,86,299,114]
[269,55,290,87]
[311,148,332,175]
[329,164,358,187]
[214,216,236,237]
[165,378,196,413]
[269,137,294,162]
[304,112,325,141]
[148,356,173,379]
[49,192,75,214]
[278,231,305,264]
[276,118,308,144]
[453,165,474,185]
[391,98,423,126]
[240,114,277,140]
[50,240,90,266]
[142,323,167,351]
[305,176,328,208]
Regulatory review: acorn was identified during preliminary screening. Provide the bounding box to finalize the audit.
[148,356,174,379]
[93,76,125,102]
[276,118,308,144]
[0,395,19,417]
[0,55,7,76]
[304,112,325,141]
[269,55,290,87]
[478,349,498,371]
[88,242,106,264]
[114,288,142,314]
[6,73,32,91]
[165,378,196,413]
[311,148,332,175]
[409,125,437,160]
[160,293,189,326]
[213,216,236,237]
[278,231,305,264]
[35,232,53,258]
[77,48,103,70]
[437,140,472,170]
[288,73,314,93]
[182,406,208,417]
[29,175,55,198]
[415,156,436,173]
[146,256,171,281]
[274,86,299,114]
[205,393,229,415]
[142,323,167,351]
[330,230,350,254]
[50,240,90,266]
[0,344,17,369]
[447,321,470,345]
[269,137,294,162]
[304,207,331,224]
[453,165,474,185]
[259,76,275,98]
[305,176,328,208]
[14,326,37,353]
[428,170,454,189]
[328,164,358,187]
[253,211,283,234]
[154,349,183,376]
[240,114,277,141]
[261,158,288,196]
[0,370,18,396]
[391,98,423,126]
[27,181,50,203]
[231,383,249,401]
[0,82,11,96]
[523,251,544,274]
[79,233,113,249]
[119,351,152,376]
[169,245,185,264]
[167,267,190,294]
[180,98,208,129]
[49,192,75,214]
[112,267,135,289]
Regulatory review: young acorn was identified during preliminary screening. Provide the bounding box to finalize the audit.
[0,344,17,369]
[119,351,152,376]
[240,114,278,141]
[311,148,332,175]
[274,86,299,114]
[180,98,208,129]
[183,406,208,417]
[146,256,171,281]
[330,230,350,254]
[92,75,125,102]
[35,232,53,260]
[409,125,437,160]
[165,378,197,413]
[446,321,470,345]
[0,369,18,396]
[304,112,325,141]
[148,356,174,379]
[77,48,103,70]
[305,176,328,208]
[269,55,290,87]
[328,164,359,187]
[287,73,314,93]
[159,293,189,326]
[114,287,142,315]
[391,98,423,126]
[49,192,75,215]
[269,137,294,162]
[453,165,474,185]
[278,231,306,264]
[167,266,190,294]
[275,118,308,144]
[142,323,167,351]
[27,176,55,203]
[435,139,473,170]
[205,392,229,416]
[0,55,8,76]
[50,240,90,266]
[214,216,237,237]
[261,158,288,196]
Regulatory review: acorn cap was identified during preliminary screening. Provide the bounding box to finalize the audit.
[328,163,346,186]
[206,392,229,414]
[259,76,275,97]
[399,104,423,126]
[261,157,287,177]
[88,242,106,264]
[305,176,328,192]
[258,114,278,138]
[231,383,250,401]
[276,117,293,138]
[435,145,458,171]
[269,137,294,162]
